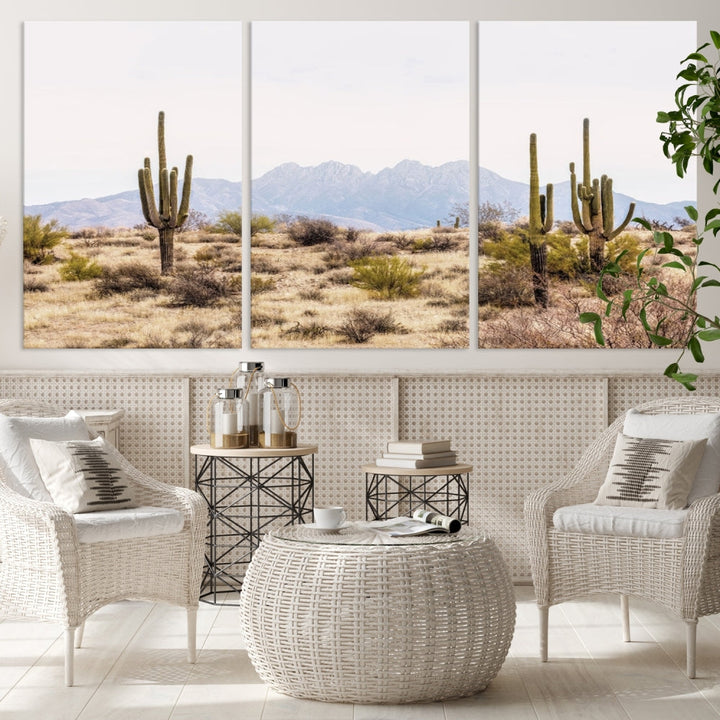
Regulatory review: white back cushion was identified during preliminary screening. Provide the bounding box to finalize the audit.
[623,409,720,504]
[0,411,90,501]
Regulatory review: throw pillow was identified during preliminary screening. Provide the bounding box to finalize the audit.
[0,411,91,501]
[29,436,137,513]
[595,433,707,509]
[623,409,720,503]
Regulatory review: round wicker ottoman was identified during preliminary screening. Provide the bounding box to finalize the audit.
[238,522,515,704]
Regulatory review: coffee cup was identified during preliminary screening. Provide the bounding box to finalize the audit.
[313,505,346,529]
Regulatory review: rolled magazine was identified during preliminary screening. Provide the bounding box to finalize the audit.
[412,508,462,533]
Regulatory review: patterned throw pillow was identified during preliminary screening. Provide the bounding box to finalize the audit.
[29,436,137,513]
[595,433,707,510]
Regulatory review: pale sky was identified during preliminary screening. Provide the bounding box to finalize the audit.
[479,21,697,204]
[25,20,695,207]
[252,21,469,176]
[24,21,243,205]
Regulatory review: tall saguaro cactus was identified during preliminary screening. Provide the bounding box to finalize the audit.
[570,118,634,273]
[528,133,553,308]
[138,111,193,275]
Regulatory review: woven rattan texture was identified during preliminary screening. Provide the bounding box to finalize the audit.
[239,528,515,704]
[0,376,187,486]
[6,373,720,580]
[398,376,608,578]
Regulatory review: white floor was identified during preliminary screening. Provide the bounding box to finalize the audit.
[2,586,720,719]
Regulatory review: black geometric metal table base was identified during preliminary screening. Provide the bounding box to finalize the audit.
[365,468,470,523]
[193,450,314,604]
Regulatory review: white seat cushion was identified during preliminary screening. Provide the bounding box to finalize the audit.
[553,503,687,539]
[73,505,184,543]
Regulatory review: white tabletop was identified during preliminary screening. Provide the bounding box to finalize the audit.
[190,443,318,458]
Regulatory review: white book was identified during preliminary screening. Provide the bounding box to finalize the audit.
[386,439,452,454]
[382,450,456,461]
[375,456,456,469]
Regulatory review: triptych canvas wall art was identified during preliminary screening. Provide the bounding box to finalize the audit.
[22,20,695,350]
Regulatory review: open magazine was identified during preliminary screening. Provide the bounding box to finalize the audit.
[375,509,462,537]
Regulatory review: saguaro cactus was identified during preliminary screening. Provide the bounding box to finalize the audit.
[528,133,553,308]
[570,118,634,273]
[138,111,193,275]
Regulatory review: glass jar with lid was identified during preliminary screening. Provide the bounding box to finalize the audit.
[209,388,248,449]
[261,378,301,449]
[234,361,264,447]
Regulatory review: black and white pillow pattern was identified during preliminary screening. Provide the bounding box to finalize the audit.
[29,436,137,513]
[595,433,707,510]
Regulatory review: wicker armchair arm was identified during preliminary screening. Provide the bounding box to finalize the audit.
[683,493,720,610]
[103,445,205,529]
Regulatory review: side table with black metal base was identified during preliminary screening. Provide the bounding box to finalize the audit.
[363,463,471,523]
[190,444,316,604]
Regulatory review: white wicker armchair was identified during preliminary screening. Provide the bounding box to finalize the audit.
[525,396,720,679]
[0,399,207,686]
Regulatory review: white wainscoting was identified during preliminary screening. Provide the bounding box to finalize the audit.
[2,372,719,579]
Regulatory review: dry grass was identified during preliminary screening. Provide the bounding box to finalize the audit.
[23,224,695,349]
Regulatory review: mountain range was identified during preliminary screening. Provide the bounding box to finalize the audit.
[24,159,694,232]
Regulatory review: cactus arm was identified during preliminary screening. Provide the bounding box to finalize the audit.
[529,133,542,235]
[169,167,179,226]
[159,168,170,222]
[543,183,554,233]
[582,117,592,189]
[139,164,161,227]
[177,155,193,227]
[570,162,590,234]
[157,110,167,173]
[601,175,613,235]
[607,201,636,241]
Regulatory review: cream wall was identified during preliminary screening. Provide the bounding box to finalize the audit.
[0,0,717,376]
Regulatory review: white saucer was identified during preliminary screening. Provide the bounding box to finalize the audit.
[304,521,352,533]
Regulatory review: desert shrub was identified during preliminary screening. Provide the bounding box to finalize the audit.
[322,238,393,266]
[484,231,529,267]
[478,262,535,307]
[212,210,275,238]
[58,252,103,281]
[298,288,326,302]
[168,266,234,307]
[177,209,211,234]
[140,230,156,242]
[287,217,338,246]
[436,318,467,333]
[251,255,280,274]
[605,233,643,273]
[95,262,163,296]
[23,276,49,292]
[546,232,589,279]
[251,276,276,294]
[173,321,211,347]
[286,321,330,340]
[324,267,355,285]
[336,308,405,344]
[350,256,424,299]
[252,310,286,327]
[23,215,68,264]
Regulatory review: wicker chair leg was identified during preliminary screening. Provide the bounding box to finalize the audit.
[74,621,85,649]
[64,628,76,687]
[686,620,698,679]
[187,608,197,663]
[539,605,549,662]
[620,595,630,642]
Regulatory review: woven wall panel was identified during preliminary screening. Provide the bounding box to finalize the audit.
[398,376,608,578]
[0,375,187,486]
[608,375,720,424]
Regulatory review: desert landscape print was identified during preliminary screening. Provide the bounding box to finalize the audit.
[23,20,696,350]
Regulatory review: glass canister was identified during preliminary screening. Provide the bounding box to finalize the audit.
[261,378,301,449]
[209,388,248,449]
[234,361,265,447]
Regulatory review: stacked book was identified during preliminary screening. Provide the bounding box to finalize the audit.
[375,439,457,469]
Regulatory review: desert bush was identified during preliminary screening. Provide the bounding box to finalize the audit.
[23,276,49,292]
[252,310,287,327]
[322,238,392,266]
[287,217,338,246]
[546,232,589,279]
[286,320,330,340]
[336,308,405,344]
[95,262,163,297]
[251,276,277,294]
[436,318,467,333]
[251,255,280,274]
[58,252,103,281]
[173,320,211,347]
[212,211,275,238]
[605,233,643,273]
[324,267,355,285]
[350,256,424,299]
[167,266,234,307]
[23,215,68,264]
[478,262,535,307]
[484,231,529,267]
[177,209,211,234]
[298,288,326,302]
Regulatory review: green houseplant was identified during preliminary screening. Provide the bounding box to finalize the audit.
[581,30,720,390]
